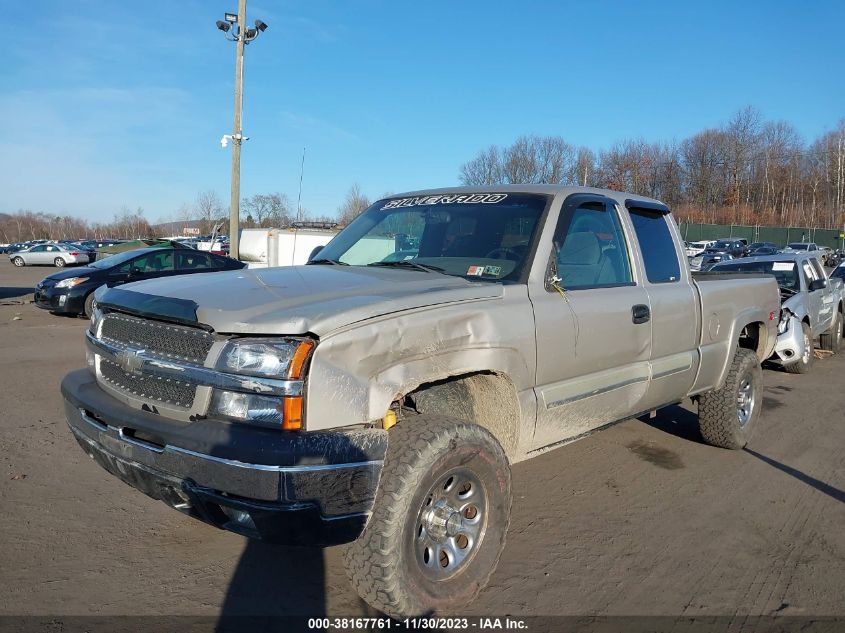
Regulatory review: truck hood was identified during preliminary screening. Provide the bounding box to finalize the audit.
[100,265,503,335]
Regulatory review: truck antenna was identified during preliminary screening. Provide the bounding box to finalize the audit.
[297,146,306,222]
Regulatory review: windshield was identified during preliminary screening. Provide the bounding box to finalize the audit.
[713,260,800,291]
[712,240,732,248]
[787,243,809,250]
[314,193,548,281]
[89,249,147,269]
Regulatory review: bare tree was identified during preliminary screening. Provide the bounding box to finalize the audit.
[337,184,371,226]
[195,190,224,234]
[242,193,293,228]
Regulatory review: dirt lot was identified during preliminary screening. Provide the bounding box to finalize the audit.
[1,258,843,620]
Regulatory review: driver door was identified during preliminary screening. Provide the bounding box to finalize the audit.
[529,194,652,450]
[27,245,49,264]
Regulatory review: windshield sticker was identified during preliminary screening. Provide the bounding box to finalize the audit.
[772,262,795,271]
[467,265,485,276]
[383,193,508,210]
[483,265,502,276]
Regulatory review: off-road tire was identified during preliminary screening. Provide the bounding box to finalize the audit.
[54,257,65,267]
[12,256,24,267]
[784,322,814,374]
[344,416,512,618]
[819,311,842,354]
[698,348,762,449]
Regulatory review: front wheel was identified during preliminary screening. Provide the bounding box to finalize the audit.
[819,311,842,354]
[54,257,66,267]
[698,348,762,449]
[344,416,512,618]
[12,256,25,267]
[83,292,97,318]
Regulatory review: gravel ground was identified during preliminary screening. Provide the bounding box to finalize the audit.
[0,258,843,622]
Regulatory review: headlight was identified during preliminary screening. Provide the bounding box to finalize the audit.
[778,310,792,334]
[55,276,87,288]
[216,337,314,379]
[89,305,103,332]
[213,337,315,430]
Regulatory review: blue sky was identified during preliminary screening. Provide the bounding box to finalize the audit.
[2,0,844,223]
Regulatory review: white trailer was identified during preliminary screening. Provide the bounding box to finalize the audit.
[239,228,339,268]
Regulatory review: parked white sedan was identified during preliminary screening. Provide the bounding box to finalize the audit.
[9,244,90,267]
[685,240,716,258]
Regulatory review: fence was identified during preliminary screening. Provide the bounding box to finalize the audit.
[678,222,845,250]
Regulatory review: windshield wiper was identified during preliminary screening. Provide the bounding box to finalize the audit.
[367,261,446,273]
[306,258,349,266]
[779,286,798,296]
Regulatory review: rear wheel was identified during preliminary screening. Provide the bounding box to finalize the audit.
[344,416,512,618]
[12,256,25,267]
[819,311,842,354]
[784,322,814,374]
[697,348,762,449]
[54,257,65,267]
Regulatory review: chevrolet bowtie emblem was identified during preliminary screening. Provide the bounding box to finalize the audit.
[117,348,145,375]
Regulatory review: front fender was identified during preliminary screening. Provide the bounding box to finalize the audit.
[303,299,535,432]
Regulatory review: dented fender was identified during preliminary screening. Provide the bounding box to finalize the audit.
[304,287,537,432]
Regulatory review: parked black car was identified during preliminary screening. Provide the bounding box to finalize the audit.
[745,242,780,256]
[704,239,748,258]
[34,247,246,317]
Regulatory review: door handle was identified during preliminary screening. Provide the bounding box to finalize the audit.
[632,304,650,324]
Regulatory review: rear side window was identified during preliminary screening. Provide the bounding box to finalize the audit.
[628,209,681,283]
[177,252,214,270]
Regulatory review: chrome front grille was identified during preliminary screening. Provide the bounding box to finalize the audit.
[95,312,214,410]
[100,313,213,364]
[100,359,196,409]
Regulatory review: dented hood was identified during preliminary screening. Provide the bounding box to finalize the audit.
[100,265,502,335]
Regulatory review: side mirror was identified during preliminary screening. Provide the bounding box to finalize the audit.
[307,245,324,262]
[809,278,827,291]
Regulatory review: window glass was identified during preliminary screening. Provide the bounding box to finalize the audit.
[801,261,817,286]
[809,258,826,280]
[31,246,46,252]
[315,193,547,281]
[177,252,213,270]
[711,260,799,291]
[209,254,230,269]
[629,208,681,283]
[118,251,173,274]
[552,201,632,289]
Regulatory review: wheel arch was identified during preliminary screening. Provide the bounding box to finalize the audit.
[404,371,522,461]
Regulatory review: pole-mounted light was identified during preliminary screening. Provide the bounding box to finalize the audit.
[216,1,268,261]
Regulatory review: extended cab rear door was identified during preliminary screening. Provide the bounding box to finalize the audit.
[623,201,698,411]
[528,193,652,449]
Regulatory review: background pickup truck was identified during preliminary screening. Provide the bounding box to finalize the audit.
[62,185,779,617]
[711,252,845,373]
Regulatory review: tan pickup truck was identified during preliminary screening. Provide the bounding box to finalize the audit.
[61,185,779,617]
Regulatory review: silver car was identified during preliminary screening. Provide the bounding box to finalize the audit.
[9,243,90,267]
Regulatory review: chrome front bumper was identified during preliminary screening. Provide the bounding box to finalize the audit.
[61,369,387,545]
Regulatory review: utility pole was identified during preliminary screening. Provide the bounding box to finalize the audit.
[229,0,247,261]
[216,3,268,261]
